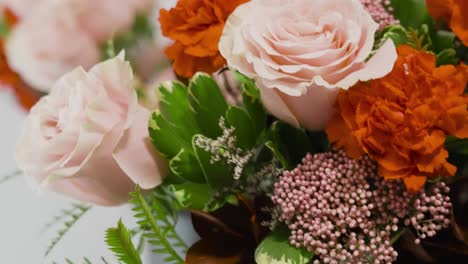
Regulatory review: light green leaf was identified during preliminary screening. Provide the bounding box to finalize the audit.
[169,182,217,210]
[255,227,314,264]
[189,73,228,139]
[169,149,205,183]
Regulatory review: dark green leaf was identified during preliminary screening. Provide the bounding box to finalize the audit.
[242,86,267,138]
[432,30,456,53]
[225,106,257,149]
[268,122,314,169]
[149,111,186,159]
[390,0,433,29]
[437,48,458,66]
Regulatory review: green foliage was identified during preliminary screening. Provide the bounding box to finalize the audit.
[169,182,220,211]
[188,73,229,138]
[375,25,408,48]
[45,204,92,257]
[105,220,142,264]
[406,27,432,51]
[149,72,267,211]
[266,122,314,170]
[390,0,432,29]
[130,186,186,264]
[255,227,314,264]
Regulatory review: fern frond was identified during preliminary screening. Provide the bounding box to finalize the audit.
[130,186,185,264]
[42,203,91,233]
[105,219,142,264]
[45,204,91,257]
[406,27,431,51]
[0,170,21,184]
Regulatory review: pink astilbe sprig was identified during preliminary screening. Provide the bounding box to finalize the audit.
[271,150,452,264]
[361,0,399,30]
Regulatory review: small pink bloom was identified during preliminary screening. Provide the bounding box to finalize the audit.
[78,0,155,42]
[5,1,99,92]
[15,53,167,206]
[219,0,397,130]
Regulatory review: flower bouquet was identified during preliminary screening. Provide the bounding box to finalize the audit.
[4,0,468,263]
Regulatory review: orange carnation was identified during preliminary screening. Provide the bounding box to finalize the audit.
[159,0,248,78]
[426,0,468,46]
[326,45,468,192]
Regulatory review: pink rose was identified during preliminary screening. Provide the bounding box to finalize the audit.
[219,0,397,130]
[78,0,155,42]
[5,1,100,92]
[15,53,167,206]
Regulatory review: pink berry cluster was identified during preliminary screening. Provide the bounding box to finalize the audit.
[271,150,452,264]
[404,182,452,244]
[272,151,397,263]
[360,0,399,30]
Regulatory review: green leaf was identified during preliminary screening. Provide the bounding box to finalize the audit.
[193,134,234,190]
[189,73,228,138]
[268,122,314,169]
[375,25,408,47]
[225,106,257,149]
[233,71,259,98]
[432,30,456,53]
[255,227,314,264]
[242,85,267,138]
[105,220,142,264]
[265,141,289,169]
[446,136,468,155]
[149,111,186,158]
[436,48,458,66]
[390,0,432,29]
[169,149,205,183]
[169,182,217,211]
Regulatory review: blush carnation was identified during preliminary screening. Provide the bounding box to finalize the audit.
[219,0,397,130]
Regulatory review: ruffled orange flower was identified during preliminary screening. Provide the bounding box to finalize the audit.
[159,0,248,78]
[326,45,468,192]
[0,8,40,110]
[426,0,468,46]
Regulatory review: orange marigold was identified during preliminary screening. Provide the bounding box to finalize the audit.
[159,0,248,78]
[426,0,468,46]
[326,45,468,192]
